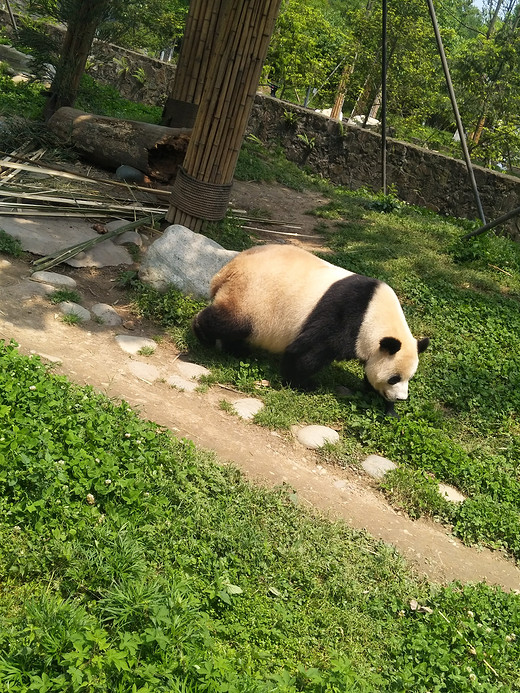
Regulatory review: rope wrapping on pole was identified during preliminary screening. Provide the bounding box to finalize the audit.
[169,167,232,221]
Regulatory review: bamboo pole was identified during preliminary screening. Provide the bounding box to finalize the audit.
[166,0,283,230]
[162,0,223,127]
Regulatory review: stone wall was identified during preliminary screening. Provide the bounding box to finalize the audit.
[247,95,520,238]
[0,9,176,106]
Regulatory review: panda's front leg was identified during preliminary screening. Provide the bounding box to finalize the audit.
[281,340,333,391]
[363,374,399,418]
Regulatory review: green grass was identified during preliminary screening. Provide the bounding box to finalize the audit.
[0,229,24,258]
[49,289,82,305]
[1,340,519,691]
[0,72,161,124]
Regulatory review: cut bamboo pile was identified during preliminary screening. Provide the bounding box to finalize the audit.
[167,0,283,231]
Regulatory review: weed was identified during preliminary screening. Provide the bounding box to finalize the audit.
[0,229,24,258]
[381,467,456,521]
[49,289,82,305]
[204,212,254,251]
[138,345,155,356]
[297,133,316,150]
[283,110,299,126]
[61,312,82,325]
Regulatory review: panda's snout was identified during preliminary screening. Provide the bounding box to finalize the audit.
[386,381,409,401]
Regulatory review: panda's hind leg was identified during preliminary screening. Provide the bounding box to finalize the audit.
[192,305,252,356]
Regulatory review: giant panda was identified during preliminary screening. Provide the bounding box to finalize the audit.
[192,244,429,414]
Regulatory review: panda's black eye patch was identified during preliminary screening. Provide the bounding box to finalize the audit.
[387,375,401,385]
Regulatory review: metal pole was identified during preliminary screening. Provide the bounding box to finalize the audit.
[462,204,520,240]
[426,0,486,224]
[5,0,18,35]
[381,0,387,194]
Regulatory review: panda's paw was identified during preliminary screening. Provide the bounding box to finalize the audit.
[384,401,399,419]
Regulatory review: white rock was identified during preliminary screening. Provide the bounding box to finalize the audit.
[21,280,55,296]
[138,225,238,298]
[59,301,90,322]
[91,303,122,326]
[1,217,132,268]
[128,361,161,383]
[174,360,211,380]
[232,398,264,420]
[167,374,199,392]
[115,335,157,355]
[114,231,143,247]
[361,454,398,479]
[31,271,77,288]
[296,425,340,449]
[438,483,466,503]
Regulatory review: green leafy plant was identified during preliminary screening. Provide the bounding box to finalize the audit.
[0,229,24,258]
[61,312,82,325]
[381,467,456,521]
[297,133,316,150]
[48,289,82,305]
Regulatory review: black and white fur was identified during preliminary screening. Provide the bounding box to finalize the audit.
[193,245,429,410]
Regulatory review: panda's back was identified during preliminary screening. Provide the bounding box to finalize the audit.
[211,245,354,352]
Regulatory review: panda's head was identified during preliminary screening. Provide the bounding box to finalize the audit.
[364,336,429,402]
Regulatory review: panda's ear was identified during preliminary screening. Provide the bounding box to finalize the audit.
[417,337,430,354]
[380,337,401,355]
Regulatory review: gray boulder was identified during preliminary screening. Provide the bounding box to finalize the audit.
[138,225,237,298]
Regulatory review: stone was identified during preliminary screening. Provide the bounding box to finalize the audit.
[115,165,147,183]
[91,303,122,326]
[167,374,199,392]
[17,279,55,296]
[295,425,340,449]
[113,231,143,247]
[438,483,466,504]
[59,302,90,322]
[0,217,132,268]
[128,361,161,383]
[174,359,211,380]
[361,454,397,479]
[115,335,157,355]
[138,225,238,297]
[231,398,264,420]
[31,271,77,288]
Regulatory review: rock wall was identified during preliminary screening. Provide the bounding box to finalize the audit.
[247,96,520,238]
[0,10,176,106]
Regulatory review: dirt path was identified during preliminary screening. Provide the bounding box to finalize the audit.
[1,178,519,591]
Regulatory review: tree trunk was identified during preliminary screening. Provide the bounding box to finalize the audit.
[44,0,111,121]
[166,0,283,231]
[48,107,191,183]
[161,0,223,128]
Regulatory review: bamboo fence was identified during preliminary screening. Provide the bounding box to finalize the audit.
[166,0,283,231]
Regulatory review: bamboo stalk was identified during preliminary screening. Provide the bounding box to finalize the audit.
[197,1,255,180]
[32,214,163,271]
[0,156,171,197]
[0,195,164,215]
[167,0,283,227]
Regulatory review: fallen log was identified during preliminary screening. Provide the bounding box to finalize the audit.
[47,107,191,183]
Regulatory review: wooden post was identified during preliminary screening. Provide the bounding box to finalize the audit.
[166,0,283,231]
[161,0,223,128]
